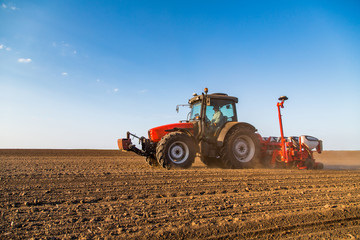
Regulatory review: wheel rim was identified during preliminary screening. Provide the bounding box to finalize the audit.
[168,141,189,164]
[232,135,255,163]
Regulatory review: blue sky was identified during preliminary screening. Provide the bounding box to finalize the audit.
[1,0,359,150]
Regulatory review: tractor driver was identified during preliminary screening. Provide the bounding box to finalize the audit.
[205,104,225,139]
[211,105,223,127]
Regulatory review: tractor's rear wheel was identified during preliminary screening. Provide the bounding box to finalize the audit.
[156,132,196,169]
[220,127,260,169]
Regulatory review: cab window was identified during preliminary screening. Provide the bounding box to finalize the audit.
[206,101,235,123]
[190,102,201,120]
[220,104,235,121]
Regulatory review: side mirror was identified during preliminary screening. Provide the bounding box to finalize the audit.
[176,104,190,113]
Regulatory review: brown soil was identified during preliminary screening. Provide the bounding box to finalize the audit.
[1,149,359,239]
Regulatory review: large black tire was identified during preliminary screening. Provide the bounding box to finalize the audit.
[156,132,196,169]
[145,156,159,167]
[220,127,261,169]
[201,157,226,168]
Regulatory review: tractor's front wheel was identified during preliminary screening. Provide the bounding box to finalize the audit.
[156,132,196,169]
[220,127,261,169]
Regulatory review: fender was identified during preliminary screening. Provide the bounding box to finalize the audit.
[149,122,194,142]
[216,122,257,147]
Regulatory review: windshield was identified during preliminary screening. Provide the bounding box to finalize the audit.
[190,102,201,120]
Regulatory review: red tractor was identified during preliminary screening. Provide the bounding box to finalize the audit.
[118,88,323,169]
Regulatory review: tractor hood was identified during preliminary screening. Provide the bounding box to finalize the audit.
[148,122,194,142]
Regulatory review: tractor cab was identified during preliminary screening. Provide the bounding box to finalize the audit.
[188,90,238,140]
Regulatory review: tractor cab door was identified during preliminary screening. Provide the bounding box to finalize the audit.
[204,100,237,140]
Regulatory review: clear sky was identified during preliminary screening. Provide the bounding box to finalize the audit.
[1,0,359,150]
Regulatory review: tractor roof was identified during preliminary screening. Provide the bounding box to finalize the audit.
[188,93,238,104]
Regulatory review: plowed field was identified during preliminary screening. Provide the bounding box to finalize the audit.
[1,149,360,239]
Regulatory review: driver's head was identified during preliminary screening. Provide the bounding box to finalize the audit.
[213,105,219,111]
